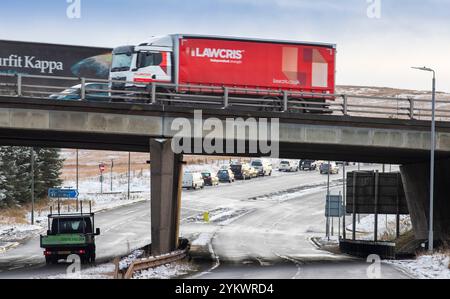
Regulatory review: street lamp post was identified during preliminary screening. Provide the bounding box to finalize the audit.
[412,66,436,252]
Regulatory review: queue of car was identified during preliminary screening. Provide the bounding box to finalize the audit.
[182,159,344,191]
[182,159,273,190]
[278,159,342,175]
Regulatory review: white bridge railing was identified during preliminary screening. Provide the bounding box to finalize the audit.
[0,73,448,121]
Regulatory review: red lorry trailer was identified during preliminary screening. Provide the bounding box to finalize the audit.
[110,34,336,107]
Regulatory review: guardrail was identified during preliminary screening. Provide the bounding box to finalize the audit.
[1,73,449,121]
[120,249,188,279]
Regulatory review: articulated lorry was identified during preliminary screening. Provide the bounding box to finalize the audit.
[110,34,336,106]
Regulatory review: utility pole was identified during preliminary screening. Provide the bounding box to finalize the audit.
[342,163,346,239]
[411,66,436,252]
[76,149,79,211]
[357,162,360,224]
[127,152,131,200]
[326,161,331,240]
[30,147,35,225]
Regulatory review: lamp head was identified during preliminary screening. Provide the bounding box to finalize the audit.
[411,66,434,73]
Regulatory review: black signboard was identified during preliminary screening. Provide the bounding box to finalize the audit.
[346,171,409,215]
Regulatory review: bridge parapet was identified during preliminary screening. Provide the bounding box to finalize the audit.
[1,73,450,122]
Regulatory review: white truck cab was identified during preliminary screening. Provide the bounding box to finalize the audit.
[110,35,174,90]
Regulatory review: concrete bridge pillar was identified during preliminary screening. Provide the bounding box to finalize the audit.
[400,159,450,242]
[150,138,183,255]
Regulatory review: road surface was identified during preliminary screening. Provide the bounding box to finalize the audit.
[0,164,408,278]
[191,185,409,279]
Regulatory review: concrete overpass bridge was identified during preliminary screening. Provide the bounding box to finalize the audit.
[1,74,449,254]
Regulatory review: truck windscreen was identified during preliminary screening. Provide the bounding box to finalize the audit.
[111,53,132,72]
[52,217,92,234]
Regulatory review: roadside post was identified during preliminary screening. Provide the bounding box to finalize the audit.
[110,159,114,192]
[127,152,131,200]
[99,163,106,194]
[76,149,79,211]
[342,163,346,239]
[326,161,331,240]
[30,147,35,225]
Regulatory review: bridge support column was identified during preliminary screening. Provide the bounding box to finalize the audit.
[150,138,183,255]
[400,159,450,241]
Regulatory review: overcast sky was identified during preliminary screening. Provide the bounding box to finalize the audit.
[1,0,449,91]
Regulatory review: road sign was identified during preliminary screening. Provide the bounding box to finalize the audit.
[48,188,79,199]
[325,194,344,217]
[99,163,106,172]
[346,171,408,214]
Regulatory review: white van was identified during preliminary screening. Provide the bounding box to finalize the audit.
[182,172,205,190]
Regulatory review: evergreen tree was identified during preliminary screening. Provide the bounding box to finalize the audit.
[0,150,9,208]
[0,146,20,207]
[35,148,64,199]
[0,146,64,208]
[13,147,33,205]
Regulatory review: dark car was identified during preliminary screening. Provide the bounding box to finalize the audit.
[202,172,219,186]
[300,159,317,170]
[49,83,110,101]
[230,163,252,180]
[217,169,235,183]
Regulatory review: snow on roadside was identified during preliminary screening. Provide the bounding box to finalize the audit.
[184,207,254,226]
[0,224,44,252]
[119,249,145,271]
[0,223,42,242]
[386,253,450,279]
[315,236,340,246]
[191,232,214,246]
[248,179,343,202]
[133,262,195,279]
[347,215,412,240]
[47,263,116,279]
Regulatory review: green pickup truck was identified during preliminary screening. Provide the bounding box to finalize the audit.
[40,212,100,264]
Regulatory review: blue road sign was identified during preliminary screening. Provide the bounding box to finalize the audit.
[48,188,79,199]
[325,195,345,217]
